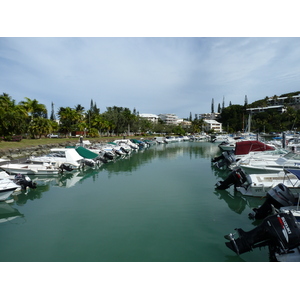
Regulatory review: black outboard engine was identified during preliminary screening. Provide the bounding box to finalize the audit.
[59,164,74,172]
[113,149,123,156]
[83,159,95,167]
[215,168,248,190]
[225,212,300,256]
[14,174,37,190]
[103,152,114,160]
[97,156,109,164]
[120,147,129,154]
[249,183,298,220]
[212,151,235,169]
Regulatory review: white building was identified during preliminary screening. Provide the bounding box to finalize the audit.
[199,113,220,120]
[139,114,159,123]
[246,106,286,114]
[203,119,222,133]
[267,94,300,106]
[158,114,178,125]
[178,119,192,128]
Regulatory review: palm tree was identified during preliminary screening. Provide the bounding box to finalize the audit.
[28,117,53,138]
[0,93,27,136]
[20,97,47,120]
[58,107,81,137]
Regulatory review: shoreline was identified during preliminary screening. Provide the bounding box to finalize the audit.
[0,136,155,162]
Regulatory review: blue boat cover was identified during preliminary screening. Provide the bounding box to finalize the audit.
[286,169,300,179]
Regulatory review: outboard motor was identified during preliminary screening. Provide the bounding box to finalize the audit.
[215,168,248,190]
[14,174,37,190]
[120,147,129,154]
[59,164,74,172]
[249,183,298,220]
[83,159,95,167]
[97,156,109,164]
[212,151,235,169]
[225,212,300,256]
[103,152,114,160]
[211,153,226,163]
[113,149,123,156]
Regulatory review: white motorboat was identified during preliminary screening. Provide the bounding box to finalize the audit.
[218,140,237,151]
[181,136,190,141]
[0,177,20,201]
[0,162,60,175]
[239,151,300,174]
[0,171,37,200]
[113,139,134,152]
[212,140,278,169]
[237,168,300,197]
[165,136,178,143]
[153,137,166,144]
[216,167,300,197]
[231,148,289,170]
[211,134,232,143]
[28,148,85,169]
[191,134,209,141]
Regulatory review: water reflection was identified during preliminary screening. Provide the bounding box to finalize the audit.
[3,141,224,222]
[0,202,24,224]
[212,164,265,214]
[214,189,247,214]
[4,142,223,204]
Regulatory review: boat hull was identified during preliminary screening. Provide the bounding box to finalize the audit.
[0,164,59,175]
[0,187,18,201]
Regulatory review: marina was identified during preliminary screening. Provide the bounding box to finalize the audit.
[1,136,300,262]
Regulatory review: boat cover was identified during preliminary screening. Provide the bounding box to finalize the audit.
[234,140,275,155]
[75,147,99,159]
[286,169,300,180]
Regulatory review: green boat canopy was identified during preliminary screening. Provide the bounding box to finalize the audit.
[75,146,99,159]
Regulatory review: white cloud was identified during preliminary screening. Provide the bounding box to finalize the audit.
[1,37,300,118]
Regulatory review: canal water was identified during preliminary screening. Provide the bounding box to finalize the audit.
[0,141,269,262]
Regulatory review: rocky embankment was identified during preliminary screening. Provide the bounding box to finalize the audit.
[0,141,78,162]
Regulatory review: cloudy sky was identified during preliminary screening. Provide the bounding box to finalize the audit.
[1,37,300,119]
[1,0,300,120]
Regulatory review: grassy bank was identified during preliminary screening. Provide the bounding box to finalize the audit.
[0,136,147,151]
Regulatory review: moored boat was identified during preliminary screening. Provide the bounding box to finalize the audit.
[225,183,300,261]
[28,148,86,169]
[216,168,300,197]
[239,151,300,174]
[0,162,61,175]
[224,210,300,261]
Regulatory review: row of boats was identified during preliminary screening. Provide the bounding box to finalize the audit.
[0,136,206,204]
[0,139,153,201]
[211,135,300,261]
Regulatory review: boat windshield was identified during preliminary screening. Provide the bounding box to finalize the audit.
[283,152,300,160]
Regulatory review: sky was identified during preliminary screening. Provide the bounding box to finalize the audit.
[2,37,300,119]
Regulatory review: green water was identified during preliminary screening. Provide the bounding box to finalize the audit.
[0,142,269,262]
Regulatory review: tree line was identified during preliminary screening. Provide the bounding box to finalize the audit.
[2,92,300,140]
[0,93,206,140]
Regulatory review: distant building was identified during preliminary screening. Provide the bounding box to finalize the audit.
[139,114,159,123]
[179,119,192,128]
[199,113,220,120]
[246,105,286,114]
[158,114,178,125]
[203,119,222,133]
[267,94,300,106]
